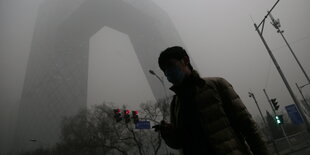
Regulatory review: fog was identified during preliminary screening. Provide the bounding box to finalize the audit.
[1,0,310,153]
[88,26,156,109]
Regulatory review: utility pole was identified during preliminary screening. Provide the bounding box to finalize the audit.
[248,91,280,155]
[253,0,310,133]
[269,13,310,84]
[263,89,292,149]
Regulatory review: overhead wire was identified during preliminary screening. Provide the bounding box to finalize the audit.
[272,34,310,51]
[264,58,272,90]
[264,34,310,89]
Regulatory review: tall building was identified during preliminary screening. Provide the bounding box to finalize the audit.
[14,0,184,152]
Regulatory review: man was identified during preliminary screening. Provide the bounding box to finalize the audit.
[154,46,270,155]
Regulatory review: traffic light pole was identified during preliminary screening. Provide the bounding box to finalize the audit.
[263,89,292,148]
[249,91,280,155]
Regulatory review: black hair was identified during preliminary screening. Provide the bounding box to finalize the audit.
[158,46,193,71]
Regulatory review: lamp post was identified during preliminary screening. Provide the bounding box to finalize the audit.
[149,70,168,99]
[248,91,267,127]
[149,70,169,120]
[149,69,171,154]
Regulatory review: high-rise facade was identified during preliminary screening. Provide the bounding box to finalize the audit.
[14,0,184,152]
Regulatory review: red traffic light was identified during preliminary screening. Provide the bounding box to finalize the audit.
[113,109,122,122]
[132,111,138,115]
[125,110,130,115]
[132,111,139,124]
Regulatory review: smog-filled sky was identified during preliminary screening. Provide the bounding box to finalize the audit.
[151,0,310,116]
[0,0,310,153]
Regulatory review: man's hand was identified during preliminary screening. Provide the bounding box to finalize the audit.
[152,124,161,132]
[153,120,182,149]
[152,120,173,134]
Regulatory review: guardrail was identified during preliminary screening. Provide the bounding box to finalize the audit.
[267,131,310,154]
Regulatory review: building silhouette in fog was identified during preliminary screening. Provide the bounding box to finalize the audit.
[14,0,184,152]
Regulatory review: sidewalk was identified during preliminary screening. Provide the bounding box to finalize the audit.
[279,143,310,155]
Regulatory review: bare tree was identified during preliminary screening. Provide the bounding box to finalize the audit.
[138,97,173,155]
[57,103,135,155]
[55,98,175,155]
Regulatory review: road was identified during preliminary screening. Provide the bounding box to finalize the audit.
[287,146,310,155]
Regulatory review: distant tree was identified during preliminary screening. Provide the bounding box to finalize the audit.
[55,99,176,155]
[56,103,135,155]
[139,99,169,155]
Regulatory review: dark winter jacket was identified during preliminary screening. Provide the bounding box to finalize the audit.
[161,71,270,155]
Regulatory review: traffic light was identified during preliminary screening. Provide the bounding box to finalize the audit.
[124,110,131,123]
[113,109,122,122]
[132,111,139,124]
[271,98,279,110]
[275,115,284,125]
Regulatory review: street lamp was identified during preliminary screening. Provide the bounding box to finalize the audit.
[248,92,266,126]
[300,83,310,89]
[149,69,169,120]
[149,70,171,154]
[149,70,168,99]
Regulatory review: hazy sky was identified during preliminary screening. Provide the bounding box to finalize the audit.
[151,0,310,116]
[88,26,156,109]
[1,0,310,122]
[87,0,310,115]
[1,0,310,152]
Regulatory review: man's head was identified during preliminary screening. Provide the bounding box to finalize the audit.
[158,46,193,85]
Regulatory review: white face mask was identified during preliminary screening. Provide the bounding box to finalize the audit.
[165,66,186,85]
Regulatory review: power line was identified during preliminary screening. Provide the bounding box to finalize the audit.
[272,34,310,51]
[264,59,272,90]
[269,13,310,83]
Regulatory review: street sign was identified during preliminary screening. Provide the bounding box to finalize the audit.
[135,121,151,129]
[285,104,304,124]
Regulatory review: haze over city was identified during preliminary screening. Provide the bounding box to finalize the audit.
[1,0,309,154]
